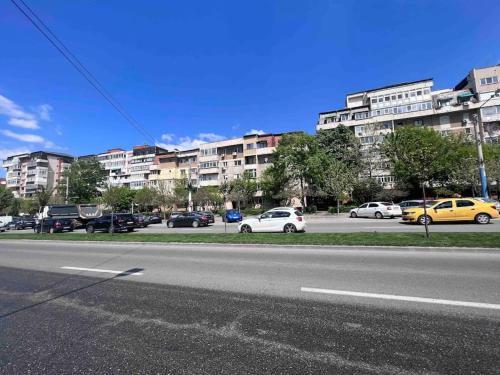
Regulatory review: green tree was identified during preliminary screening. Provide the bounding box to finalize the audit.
[101,186,135,212]
[351,178,384,205]
[34,187,53,212]
[133,187,158,212]
[58,159,106,203]
[320,159,355,214]
[193,186,223,210]
[381,127,450,237]
[7,198,21,216]
[484,143,500,199]
[20,198,39,215]
[229,171,258,210]
[0,185,14,214]
[267,133,328,207]
[316,125,362,170]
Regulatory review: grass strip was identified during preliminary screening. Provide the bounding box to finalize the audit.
[1,232,499,248]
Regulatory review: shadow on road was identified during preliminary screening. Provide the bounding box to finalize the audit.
[0,268,144,320]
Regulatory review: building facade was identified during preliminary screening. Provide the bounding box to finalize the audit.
[316,64,500,185]
[2,151,74,198]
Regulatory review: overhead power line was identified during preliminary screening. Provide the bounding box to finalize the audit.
[10,0,156,144]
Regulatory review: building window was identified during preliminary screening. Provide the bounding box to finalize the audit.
[200,161,218,169]
[480,76,498,85]
[256,141,268,148]
[340,114,349,121]
[246,143,254,150]
[234,160,242,166]
[222,161,228,167]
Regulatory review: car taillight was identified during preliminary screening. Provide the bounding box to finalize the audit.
[55,221,62,227]
[296,216,303,222]
[492,205,497,210]
[201,215,207,220]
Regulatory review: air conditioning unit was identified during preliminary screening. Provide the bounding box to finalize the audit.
[221,153,225,158]
[232,152,237,157]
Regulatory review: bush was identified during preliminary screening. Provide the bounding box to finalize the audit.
[328,206,336,214]
[305,205,317,214]
[241,207,264,216]
[328,205,357,214]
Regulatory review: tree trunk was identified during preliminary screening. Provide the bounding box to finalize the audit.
[300,178,307,208]
[496,179,499,200]
[336,199,340,215]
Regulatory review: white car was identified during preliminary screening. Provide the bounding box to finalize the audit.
[238,207,306,233]
[349,202,402,219]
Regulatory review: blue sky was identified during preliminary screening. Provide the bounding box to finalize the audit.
[1,0,500,176]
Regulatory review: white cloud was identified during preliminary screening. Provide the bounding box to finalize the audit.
[8,118,39,129]
[0,147,32,161]
[245,129,266,135]
[198,133,226,142]
[1,129,45,143]
[0,94,50,131]
[37,104,53,121]
[156,132,227,151]
[161,133,174,142]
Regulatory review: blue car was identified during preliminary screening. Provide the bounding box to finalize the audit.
[223,209,243,223]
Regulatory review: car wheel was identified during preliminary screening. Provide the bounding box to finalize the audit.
[417,215,432,225]
[127,228,134,232]
[350,212,357,218]
[375,212,383,219]
[240,224,252,233]
[475,213,490,224]
[283,223,297,233]
[86,225,94,233]
[192,220,199,228]
[168,221,174,228]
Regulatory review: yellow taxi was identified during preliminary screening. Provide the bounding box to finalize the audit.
[401,198,499,225]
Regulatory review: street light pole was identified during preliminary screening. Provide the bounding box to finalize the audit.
[472,113,488,199]
[472,89,500,199]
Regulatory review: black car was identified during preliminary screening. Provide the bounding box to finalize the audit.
[86,214,137,233]
[133,214,150,228]
[21,217,37,229]
[167,212,210,228]
[8,217,25,230]
[148,214,162,224]
[196,211,215,224]
[34,218,75,233]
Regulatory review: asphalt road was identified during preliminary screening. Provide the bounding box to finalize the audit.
[1,241,500,373]
[3,214,500,235]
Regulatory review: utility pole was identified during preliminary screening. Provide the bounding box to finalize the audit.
[472,113,489,198]
[65,176,69,204]
[471,89,500,199]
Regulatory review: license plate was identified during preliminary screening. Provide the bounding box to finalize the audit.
[127,221,134,224]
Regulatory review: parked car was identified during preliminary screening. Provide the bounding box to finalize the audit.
[34,218,75,233]
[349,202,402,219]
[133,214,150,228]
[402,198,499,225]
[196,211,215,224]
[0,220,8,232]
[21,217,37,229]
[238,207,306,233]
[168,211,183,220]
[86,213,137,233]
[167,212,210,228]
[148,214,162,224]
[222,209,243,223]
[398,200,424,210]
[8,217,25,230]
[474,197,500,211]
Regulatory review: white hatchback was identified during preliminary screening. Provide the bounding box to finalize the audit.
[238,207,306,233]
[349,202,402,219]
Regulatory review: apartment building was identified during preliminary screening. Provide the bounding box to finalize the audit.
[148,133,283,192]
[2,151,74,198]
[316,64,500,184]
[95,145,168,189]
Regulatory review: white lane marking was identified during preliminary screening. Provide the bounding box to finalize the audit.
[300,287,500,310]
[60,266,143,276]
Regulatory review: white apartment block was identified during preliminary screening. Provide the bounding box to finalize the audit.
[2,151,74,198]
[316,64,500,185]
